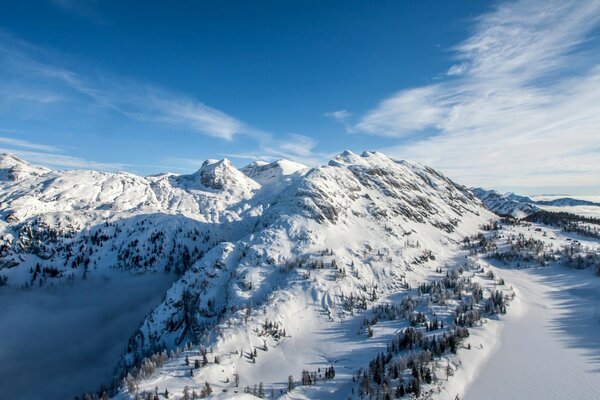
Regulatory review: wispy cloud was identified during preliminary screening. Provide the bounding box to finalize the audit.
[0,33,250,141]
[355,86,446,137]
[0,32,330,173]
[0,136,63,153]
[0,147,129,171]
[338,0,600,191]
[0,132,129,171]
[226,133,331,166]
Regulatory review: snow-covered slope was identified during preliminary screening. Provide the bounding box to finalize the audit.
[103,151,495,399]
[240,159,308,188]
[0,151,496,399]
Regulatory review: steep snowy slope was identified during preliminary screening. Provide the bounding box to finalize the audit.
[114,151,495,399]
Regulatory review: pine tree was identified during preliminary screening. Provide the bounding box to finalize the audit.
[395,383,405,398]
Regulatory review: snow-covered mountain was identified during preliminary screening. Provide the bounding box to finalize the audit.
[0,151,495,399]
[471,188,600,218]
[470,188,539,218]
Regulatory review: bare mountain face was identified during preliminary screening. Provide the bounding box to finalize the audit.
[0,151,494,398]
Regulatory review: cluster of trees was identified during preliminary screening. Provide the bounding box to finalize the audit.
[560,245,600,273]
[259,319,287,340]
[243,382,266,398]
[462,232,498,254]
[279,252,347,282]
[122,350,169,394]
[339,281,383,314]
[481,221,501,231]
[525,211,600,239]
[418,268,485,306]
[341,292,369,313]
[412,250,436,265]
[354,262,509,399]
[357,325,469,399]
[240,365,336,399]
[298,366,336,386]
[5,216,218,290]
[483,230,600,274]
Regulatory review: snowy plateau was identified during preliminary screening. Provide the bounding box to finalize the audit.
[0,151,599,400]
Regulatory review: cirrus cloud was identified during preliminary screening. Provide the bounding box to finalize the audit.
[339,0,600,193]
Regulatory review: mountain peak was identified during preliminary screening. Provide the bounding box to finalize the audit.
[185,158,259,191]
[0,153,26,167]
[0,153,50,181]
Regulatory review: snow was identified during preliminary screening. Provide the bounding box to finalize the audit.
[240,159,308,189]
[463,265,600,400]
[2,151,599,400]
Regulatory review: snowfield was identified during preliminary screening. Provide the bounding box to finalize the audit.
[464,265,600,400]
[1,152,599,400]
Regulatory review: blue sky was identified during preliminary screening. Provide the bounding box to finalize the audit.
[1,0,599,195]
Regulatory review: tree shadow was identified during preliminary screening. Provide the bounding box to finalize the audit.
[528,266,600,373]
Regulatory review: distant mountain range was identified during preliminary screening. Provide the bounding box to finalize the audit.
[471,188,600,217]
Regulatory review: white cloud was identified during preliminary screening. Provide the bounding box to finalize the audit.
[0,134,128,172]
[0,33,330,172]
[0,136,63,153]
[0,33,249,141]
[356,86,447,137]
[347,0,600,192]
[0,147,128,171]
[223,134,330,167]
[326,110,352,120]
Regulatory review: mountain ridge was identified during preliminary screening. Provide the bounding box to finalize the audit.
[0,151,494,399]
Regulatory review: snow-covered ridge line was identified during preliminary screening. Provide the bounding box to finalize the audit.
[0,150,495,400]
